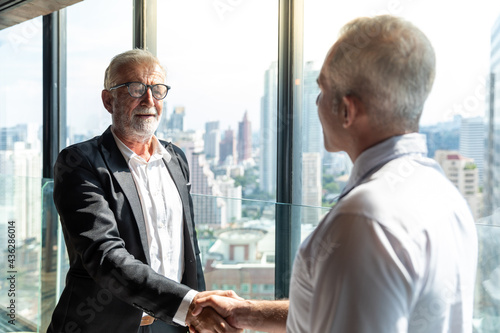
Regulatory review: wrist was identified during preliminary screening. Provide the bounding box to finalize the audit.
[236,300,265,330]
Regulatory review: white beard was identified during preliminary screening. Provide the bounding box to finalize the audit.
[113,106,161,143]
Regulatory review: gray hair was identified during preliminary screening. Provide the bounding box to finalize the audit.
[103,49,166,89]
[325,15,436,131]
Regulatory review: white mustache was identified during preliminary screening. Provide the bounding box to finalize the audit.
[133,107,158,116]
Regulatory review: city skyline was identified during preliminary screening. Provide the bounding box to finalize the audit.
[2,1,500,133]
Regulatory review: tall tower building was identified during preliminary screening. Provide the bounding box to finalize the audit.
[484,14,500,218]
[302,61,322,154]
[237,111,252,163]
[217,175,242,224]
[204,121,220,160]
[300,62,323,218]
[168,106,185,132]
[459,117,485,185]
[191,152,226,227]
[301,152,322,224]
[260,61,278,196]
[219,128,237,165]
[0,124,42,243]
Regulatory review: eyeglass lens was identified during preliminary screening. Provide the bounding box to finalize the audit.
[129,82,168,99]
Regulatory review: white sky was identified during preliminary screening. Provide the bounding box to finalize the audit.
[1,0,500,133]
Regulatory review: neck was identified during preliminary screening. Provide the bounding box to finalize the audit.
[349,129,413,163]
[113,128,155,161]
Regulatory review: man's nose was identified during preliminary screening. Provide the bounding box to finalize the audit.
[140,86,155,106]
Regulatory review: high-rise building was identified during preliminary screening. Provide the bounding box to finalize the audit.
[168,106,185,132]
[435,150,482,221]
[219,128,237,165]
[459,116,485,185]
[217,175,242,224]
[260,61,278,196]
[301,62,324,219]
[237,111,252,163]
[301,152,322,225]
[204,121,220,160]
[302,61,322,154]
[484,14,500,218]
[191,152,226,228]
[0,124,42,242]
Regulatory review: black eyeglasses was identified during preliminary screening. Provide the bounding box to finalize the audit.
[109,82,171,100]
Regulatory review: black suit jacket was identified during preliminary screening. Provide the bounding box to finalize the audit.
[47,127,205,333]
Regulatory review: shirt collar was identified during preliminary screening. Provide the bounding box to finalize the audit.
[111,129,172,163]
[339,133,428,200]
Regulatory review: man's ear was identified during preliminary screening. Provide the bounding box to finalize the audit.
[102,90,114,114]
[341,95,359,128]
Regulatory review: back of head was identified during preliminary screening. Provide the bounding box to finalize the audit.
[103,49,165,89]
[325,15,436,132]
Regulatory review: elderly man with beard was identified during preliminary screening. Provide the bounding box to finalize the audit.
[47,49,241,333]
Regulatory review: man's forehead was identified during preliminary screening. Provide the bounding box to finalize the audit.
[118,63,165,82]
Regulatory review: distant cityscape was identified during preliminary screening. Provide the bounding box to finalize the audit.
[2,14,500,329]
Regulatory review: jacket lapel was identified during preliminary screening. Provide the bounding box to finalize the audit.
[99,127,151,264]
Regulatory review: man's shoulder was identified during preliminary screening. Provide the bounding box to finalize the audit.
[57,135,102,160]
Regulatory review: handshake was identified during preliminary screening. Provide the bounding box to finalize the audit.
[184,290,289,333]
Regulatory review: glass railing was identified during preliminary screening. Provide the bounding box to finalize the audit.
[0,175,499,332]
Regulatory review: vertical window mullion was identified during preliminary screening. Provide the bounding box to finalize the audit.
[275,0,304,299]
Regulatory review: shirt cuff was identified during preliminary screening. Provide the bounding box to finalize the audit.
[173,289,199,326]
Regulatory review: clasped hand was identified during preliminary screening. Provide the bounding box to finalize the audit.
[185,290,246,333]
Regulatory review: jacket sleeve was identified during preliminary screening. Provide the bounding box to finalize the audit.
[53,144,192,324]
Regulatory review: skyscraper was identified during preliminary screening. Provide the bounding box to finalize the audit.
[167,106,185,132]
[301,152,322,224]
[191,152,226,227]
[301,62,323,221]
[484,14,500,218]
[204,121,220,160]
[302,61,322,154]
[219,128,237,165]
[237,111,252,163]
[459,116,485,185]
[260,61,278,196]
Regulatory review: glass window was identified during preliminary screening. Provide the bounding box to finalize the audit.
[0,17,43,176]
[157,2,279,313]
[302,1,500,330]
[66,0,133,145]
[0,16,43,331]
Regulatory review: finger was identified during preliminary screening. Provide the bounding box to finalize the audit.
[195,296,232,317]
[197,290,238,298]
[191,304,204,316]
[225,290,244,300]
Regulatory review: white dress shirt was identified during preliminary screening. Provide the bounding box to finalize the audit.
[287,133,478,333]
[113,131,197,325]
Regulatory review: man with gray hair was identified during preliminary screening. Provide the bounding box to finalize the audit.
[48,49,240,333]
[192,15,478,333]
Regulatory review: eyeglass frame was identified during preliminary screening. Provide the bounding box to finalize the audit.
[108,81,171,100]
